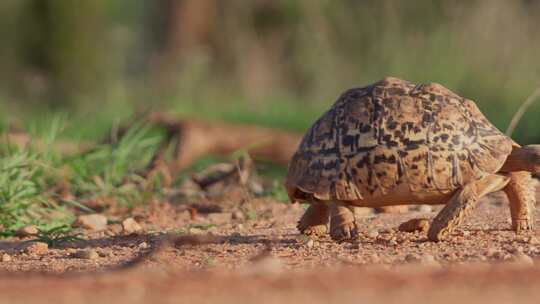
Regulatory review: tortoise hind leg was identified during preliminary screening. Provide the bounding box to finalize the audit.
[504,171,535,232]
[330,202,358,241]
[297,202,330,237]
[428,174,510,241]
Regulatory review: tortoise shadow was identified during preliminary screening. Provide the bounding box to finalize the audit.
[0,231,302,255]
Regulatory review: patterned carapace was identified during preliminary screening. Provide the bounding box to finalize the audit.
[286,77,513,202]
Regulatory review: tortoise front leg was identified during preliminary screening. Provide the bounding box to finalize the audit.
[297,202,330,237]
[504,171,535,232]
[329,202,358,241]
[428,174,510,241]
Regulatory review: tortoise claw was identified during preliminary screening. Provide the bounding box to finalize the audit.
[330,221,358,241]
[513,218,534,233]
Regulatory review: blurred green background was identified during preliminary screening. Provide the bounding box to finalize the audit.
[1,0,539,143]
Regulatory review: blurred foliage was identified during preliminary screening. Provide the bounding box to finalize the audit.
[0,0,539,143]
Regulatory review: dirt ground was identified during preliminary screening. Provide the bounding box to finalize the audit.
[0,187,539,304]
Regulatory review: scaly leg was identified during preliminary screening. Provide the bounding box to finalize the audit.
[297,202,330,237]
[504,171,535,232]
[428,174,510,241]
[329,202,357,241]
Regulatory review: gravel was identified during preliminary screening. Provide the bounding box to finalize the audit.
[24,242,49,255]
[122,218,143,234]
[75,214,108,231]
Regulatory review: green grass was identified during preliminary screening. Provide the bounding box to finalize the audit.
[31,225,84,248]
[66,122,165,206]
[0,117,167,237]
[0,149,74,236]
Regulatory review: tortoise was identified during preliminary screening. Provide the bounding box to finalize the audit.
[285,77,540,241]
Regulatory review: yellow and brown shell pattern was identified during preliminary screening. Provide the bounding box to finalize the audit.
[285,77,513,202]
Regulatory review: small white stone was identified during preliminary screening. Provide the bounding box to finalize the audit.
[189,227,204,234]
[529,237,540,245]
[74,250,99,260]
[1,254,12,262]
[75,214,108,231]
[367,230,379,239]
[418,205,433,213]
[16,226,39,237]
[122,217,143,234]
[513,252,534,266]
[420,254,439,266]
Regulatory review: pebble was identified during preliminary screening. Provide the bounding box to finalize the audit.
[486,248,501,258]
[513,252,534,266]
[380,228,395,234]
[418,205,433,213]
[528,237,540,245]
[246,256,283,275]
[405,253,420,262]
[398,219,429,233]
[207,213,233,224]
[139,242,149,249]
[75,214,108,231]
[420,254,439,266]
[375,206,409,214]
[24,242,48,255]
[16,225,39,237]
[369,254,381,263]
[1,253,12,262]
[367,230,379,239]
[106,224,123,236]
[232,211,245,221]
[122,218,143,234]
[306,239,314,248]
[73,249,99,260]
[353,207,374,216]
[189,227,204,234]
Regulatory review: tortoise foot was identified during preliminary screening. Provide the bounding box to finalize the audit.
[298,223,328,237]
[513,218,534,233]
[330,203,357,241]
[297,203,330,237]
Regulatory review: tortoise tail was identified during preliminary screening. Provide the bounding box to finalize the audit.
[500,145,540,173]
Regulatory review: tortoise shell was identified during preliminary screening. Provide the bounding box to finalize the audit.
[285,77,513,202]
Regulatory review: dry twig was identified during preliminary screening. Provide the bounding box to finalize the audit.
[506,87,540,137]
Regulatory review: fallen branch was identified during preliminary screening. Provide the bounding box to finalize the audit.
[144,113,302,173]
